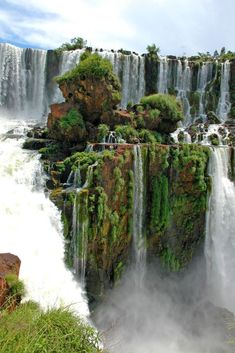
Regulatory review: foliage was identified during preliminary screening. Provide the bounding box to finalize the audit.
[150,175,170,232]
[140,94,183,122]
[146,44,160,59]
[0,302,103,353]
[160,248,180,272]
[59,108,85,130]
[97,124,109,142]
[55,37,87,53]
[56,53,119,85]
[139,129,160,143]
[115,125,138,142]
[4,274,25,298]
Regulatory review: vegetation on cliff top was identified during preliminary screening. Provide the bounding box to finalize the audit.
[56,53,119,85]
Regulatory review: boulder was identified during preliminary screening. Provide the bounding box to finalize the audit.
[0,253,21,308]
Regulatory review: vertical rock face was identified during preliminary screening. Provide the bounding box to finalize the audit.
[0,253,21,308]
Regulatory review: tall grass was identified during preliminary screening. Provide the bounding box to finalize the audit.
[0,301,103,353]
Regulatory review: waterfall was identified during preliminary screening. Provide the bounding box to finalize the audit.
[205,147,235,313]
[197,62,214,119]
[216,60,231,122]
[176,59,192,124]
[132,145,146,277]
[99,51,145,107]
[0,43,47,121]
[71,162,97,287]
[157,57,169,94]
[0,118,89,317]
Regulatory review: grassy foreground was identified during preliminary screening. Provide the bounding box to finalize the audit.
[0,301,104,353]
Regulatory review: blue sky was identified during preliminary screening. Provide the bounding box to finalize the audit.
[0,0,234,55]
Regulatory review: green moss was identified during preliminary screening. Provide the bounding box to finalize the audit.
[140,94,183,122]
[97,124,109,142]
[150,175,170,232]
[56,53,120,86]
[160,248,181,272]
[59,108,85,130]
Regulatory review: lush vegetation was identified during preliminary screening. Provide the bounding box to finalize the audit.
[56,53,118,83]
[140,94,183,122]
[59,108,85,130]
[55,37,87,53]
[0,302,103,353]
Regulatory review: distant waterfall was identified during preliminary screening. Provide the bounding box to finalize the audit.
[205,147,235,312]
[0,43,47,120]
[157,57,169,94]
[132,145,146,277]
[197,62,214,119]
[217,60,231,122]
[176,59,192,124]
[0,119,89,317]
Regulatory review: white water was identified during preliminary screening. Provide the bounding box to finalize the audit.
[132,145,146,274]
[0,118,89,317]
[205,147,235,313]
[176,59,192,124]
[217,60,231,122]
[157,57,169,94]
[0,43,47,120]
[197,62,214,119]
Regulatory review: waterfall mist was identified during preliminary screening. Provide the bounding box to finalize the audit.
[94,253,233,353]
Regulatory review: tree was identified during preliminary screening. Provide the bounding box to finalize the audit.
[146,44,160,59]
[56,37,87,53]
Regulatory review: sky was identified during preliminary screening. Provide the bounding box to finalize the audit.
[0,0,234,56]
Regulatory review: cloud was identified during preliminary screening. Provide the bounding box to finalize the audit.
[0,0,234,55]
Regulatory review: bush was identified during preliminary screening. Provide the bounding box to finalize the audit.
[0,302,103,353]
[56,53,119,84]
[98,124,109,142]
[4,274,25,298]
[55,37,87,53]
[115,125,138,142]
[140,94,183,122]
[59,109,85,130]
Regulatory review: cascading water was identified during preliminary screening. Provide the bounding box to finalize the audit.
[176,59,192,124]
[0,118,89,316]
[157,57,169,94]
[216,60,231,122]
[71,162,97,287]
[132,145,146,276]
[197,62,214,119]
[205,147,235,313]
[0,43,47,120]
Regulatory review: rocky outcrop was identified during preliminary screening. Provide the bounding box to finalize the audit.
[0,253,21,308]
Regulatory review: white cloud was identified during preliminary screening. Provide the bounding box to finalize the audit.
[0,0,234,55]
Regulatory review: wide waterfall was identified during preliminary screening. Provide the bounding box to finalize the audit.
[216,60,231,122]
[205,147,235,312]
[0,118,89,317]
[0,43,47,120]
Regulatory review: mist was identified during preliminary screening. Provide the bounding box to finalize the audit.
[93,250,234,353]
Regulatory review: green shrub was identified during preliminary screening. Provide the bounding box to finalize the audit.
[140,94,183,122]
[56,53,119,84]
[115,125,138,142]
[4,274,25,298]
[0,302,103,353]
[55,37,87,53]
[97,124,109,142]
[59,108,85,130]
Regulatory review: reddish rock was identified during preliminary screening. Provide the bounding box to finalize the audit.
[0,253,21,308]
[0,253,21,277]
[101,110,133,127]
[47,102,74,129]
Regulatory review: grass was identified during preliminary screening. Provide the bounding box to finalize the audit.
[0,301,104,353]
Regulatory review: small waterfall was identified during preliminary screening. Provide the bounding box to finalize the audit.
[132,145,146,278]
[71,162,97,286]
[0,43,47,120]
[0,118,89,316]
[157,57,168,94]
[176,59,192,124]
[216,60,231,122]
[205,147,235,312]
